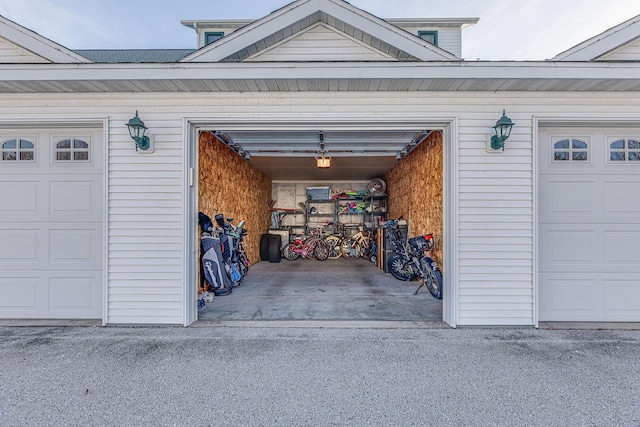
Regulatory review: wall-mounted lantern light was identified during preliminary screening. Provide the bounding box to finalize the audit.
[125,111,151,151]
[490,110,515,151]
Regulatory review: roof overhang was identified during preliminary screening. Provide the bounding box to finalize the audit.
[0,15,92,64]
[552,14,640,61]
[0,61,639,93]
[386,18,479,29]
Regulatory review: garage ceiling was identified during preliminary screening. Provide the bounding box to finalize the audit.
[214,129,430,180]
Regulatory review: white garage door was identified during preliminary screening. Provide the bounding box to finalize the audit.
[0,128,103,319]
[538,127,640,322]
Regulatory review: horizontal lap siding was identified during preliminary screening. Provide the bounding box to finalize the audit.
[248,24,395,61]
[0,38,48,63]
[107,117,184,324]
[457,116,533,325]
[434,29,462,58]
[601,38,640,61]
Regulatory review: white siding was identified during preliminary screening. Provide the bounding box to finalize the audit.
[456,113,534,325]
[106,115,185,324]
[0,36,48,63]
[246,23,396,62]
[390,26,462,57]
[430,28,462,58]
[599,37,640,61]
[0,92,638,325]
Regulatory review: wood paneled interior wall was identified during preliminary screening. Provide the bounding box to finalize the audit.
[384,131,443,266]
[199,131,272,269]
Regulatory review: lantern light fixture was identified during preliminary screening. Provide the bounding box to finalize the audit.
[125,111,151,151]
[490,110,515,151]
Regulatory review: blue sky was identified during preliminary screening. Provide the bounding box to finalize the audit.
[0,0,639,60]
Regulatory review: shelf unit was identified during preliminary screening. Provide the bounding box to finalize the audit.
[304,199,337,234]
[336,197,366,232]
[364,195,387,228]
[303,194,388,235]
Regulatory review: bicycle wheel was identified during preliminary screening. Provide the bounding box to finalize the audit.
[313,240,329,261]
[324,235,342,259]
[420,257,443,299]
[387,255,416,281]
[341,238,361,260]
[303,237,320,259]
[282,243,300,260]
[238,260,249,277]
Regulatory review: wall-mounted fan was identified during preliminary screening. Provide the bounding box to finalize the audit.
[366,178,386,195]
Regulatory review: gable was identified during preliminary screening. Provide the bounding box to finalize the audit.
[0,36,48,63]
[181,0,459,63]
[245,22,396,62]
[0,15,90,64]
[553,14,640,61]
[597,36,640,61]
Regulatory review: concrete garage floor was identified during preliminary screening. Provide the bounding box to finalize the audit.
[197,258,444,327]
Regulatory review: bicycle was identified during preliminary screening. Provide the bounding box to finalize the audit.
[323,223,348,260]
[342,225,376,262]
[282,228,329,261]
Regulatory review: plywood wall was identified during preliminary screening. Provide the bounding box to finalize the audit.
[199,131,272,267]
[385,131,443,266]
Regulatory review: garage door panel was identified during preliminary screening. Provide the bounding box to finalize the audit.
[0,229,38,261]
[539,225,598,270]
[540,277,595,314]
[0,181,39,213]
[605,280,640,314]
[549,230,595,264]
[0,277,38,309]
[49,226,101,267]
[604,181,640,214]
[604,231,640,265]
[547,180,594,215]
[49,179,101,217]
[48,276,100,314]
[539,177,601,221]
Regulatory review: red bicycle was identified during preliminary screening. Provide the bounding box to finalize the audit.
[282,229,329,261]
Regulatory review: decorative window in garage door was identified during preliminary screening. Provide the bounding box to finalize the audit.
[552,137,589,162]
[609,138,640,162]
[54,138,90,162]
[1,138,35,162]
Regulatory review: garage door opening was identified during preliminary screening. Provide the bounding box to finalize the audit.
[194,127,445,324]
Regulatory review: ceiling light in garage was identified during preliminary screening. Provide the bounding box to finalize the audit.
[317,157,331,168]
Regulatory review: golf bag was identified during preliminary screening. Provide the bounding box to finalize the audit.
[199,212,233,294]
[201,233,233,291]
[215,213,242,285]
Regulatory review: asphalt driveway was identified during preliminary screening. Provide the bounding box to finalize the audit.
[0,326,638,426]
